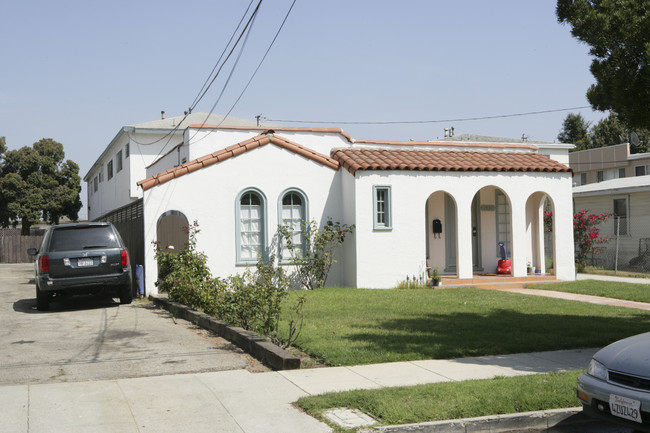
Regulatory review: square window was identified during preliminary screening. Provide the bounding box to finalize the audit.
[597,171,604,182]
[618,168,626,179]
[635,165,648,176]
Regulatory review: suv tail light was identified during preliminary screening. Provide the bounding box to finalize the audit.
[121,249,129,268]
[39,255,50,273]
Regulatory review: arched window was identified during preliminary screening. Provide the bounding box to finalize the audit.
[237,189,266,264]
[279,189,308,262]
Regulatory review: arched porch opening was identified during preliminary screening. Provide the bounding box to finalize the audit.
[525,192,555,275]
[425,191,457,276]
[467,186,513,274]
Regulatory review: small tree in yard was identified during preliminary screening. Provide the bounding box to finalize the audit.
[574,209,610,272]
[278,218,354,290]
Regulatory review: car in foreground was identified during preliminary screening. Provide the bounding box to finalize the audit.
[28,222,133,311]
[577,332,650,433]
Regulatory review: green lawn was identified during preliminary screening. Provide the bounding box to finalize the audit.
[279,287,650,366]
[528,279,650,303]
[297,371,582,431]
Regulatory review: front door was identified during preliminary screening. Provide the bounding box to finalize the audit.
[444,194,457,271]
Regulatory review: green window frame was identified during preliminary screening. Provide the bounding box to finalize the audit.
[236,188,267,264]
[373,186,392,230]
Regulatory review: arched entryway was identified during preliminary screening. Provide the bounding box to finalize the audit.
[525,192,555,275]
[425,191,457,275]
[156,210,190,252]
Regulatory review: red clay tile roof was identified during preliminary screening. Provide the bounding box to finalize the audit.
[138,133,340,191]
[331,148,572,175]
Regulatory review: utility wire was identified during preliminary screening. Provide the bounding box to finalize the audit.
[264,106,593,125]
[188,0,257,111]
[190,0,297,144]
[126,1,262,149]
[189,0,263,113]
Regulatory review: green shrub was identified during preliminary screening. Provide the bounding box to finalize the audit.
[153,221,295,343]
[278,218,354,289]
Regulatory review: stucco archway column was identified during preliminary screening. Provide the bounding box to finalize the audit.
[552,191,576,280]
[455,195,473,279]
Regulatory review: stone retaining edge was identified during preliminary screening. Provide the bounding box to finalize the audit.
[362,408,585,433]
[149,295,300,371]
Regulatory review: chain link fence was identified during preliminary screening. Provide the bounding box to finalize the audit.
[585,216,650,273]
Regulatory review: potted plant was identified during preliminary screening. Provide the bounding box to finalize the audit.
[527,261,534,274]
[432,267,441,287]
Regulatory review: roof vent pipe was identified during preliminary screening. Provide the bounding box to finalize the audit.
[161,111,165,120]
[450,126,455,137]
[444,128,449,138]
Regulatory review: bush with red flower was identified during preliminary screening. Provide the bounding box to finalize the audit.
[573,209,610,272]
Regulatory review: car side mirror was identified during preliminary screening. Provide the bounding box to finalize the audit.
[27,248,38,256]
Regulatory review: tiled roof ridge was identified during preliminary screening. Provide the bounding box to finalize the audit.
[189,125,354,143]
[331,148,572,175]
[138,133,339,191]
[354,139,539,151]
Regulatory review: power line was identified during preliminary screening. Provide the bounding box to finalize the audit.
[263,106,593,125]
[190,0,297,144]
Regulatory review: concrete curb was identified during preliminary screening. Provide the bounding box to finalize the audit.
[149,295,300,371]
[361,408,583,433]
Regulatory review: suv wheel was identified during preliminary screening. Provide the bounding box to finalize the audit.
[119,286,133,305]
[36,286,49,311]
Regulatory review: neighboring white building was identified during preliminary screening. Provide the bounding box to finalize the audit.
[570,143,650,271]
[122,118,576,293]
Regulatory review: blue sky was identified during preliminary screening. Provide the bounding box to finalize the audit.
[2,1,602,218]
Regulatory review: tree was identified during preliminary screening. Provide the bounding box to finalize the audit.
[0,138,82,234]
[557,0,650,130]
[590,112,628,148]
[559,112,650,152]
[557,113,592,150]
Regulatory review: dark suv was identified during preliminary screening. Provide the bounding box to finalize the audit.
[28,222,133,311]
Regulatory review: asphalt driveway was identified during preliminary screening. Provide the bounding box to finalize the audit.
[0,263,265,386]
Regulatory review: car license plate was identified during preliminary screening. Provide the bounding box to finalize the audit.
[77,258,94,267]
[609,394,642,423]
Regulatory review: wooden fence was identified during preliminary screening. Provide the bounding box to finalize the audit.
[0,229,45,263]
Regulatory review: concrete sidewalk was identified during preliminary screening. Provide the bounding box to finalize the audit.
[2,348,596,433]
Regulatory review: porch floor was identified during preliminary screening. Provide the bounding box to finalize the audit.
[439,274,557,290]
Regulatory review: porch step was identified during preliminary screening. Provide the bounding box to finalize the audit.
[439,275,557,290]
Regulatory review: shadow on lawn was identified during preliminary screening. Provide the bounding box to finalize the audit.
[343,309,650,361]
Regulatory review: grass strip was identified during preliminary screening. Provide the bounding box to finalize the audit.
[296,371,582,431]
[528,279,650,303]
[279,287,650,366]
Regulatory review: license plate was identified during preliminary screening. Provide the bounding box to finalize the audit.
[77,258,94,267]
[609,394,642,423]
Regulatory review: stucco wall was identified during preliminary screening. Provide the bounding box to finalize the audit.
[142,143,343,293]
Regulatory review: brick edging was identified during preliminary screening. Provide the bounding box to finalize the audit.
[149,295,300,370]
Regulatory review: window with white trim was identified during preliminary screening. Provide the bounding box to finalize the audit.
[107,160,113,180]
[613,196,629,236]
[93,176,98,193]
[280,191,307,261]
[635,165,650,176]
[116,150,123,172]
[373,186,392,230]
[238,190,265,263]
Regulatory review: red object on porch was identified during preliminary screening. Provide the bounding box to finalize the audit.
[497,259,511,274]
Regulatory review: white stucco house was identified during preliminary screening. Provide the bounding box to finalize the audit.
[82,113,574,294]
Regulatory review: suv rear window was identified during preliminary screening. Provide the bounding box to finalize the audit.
[49,226,121,252]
